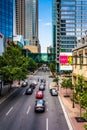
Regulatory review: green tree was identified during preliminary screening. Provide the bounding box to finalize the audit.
[0,44,28,87]
[49,63,56,76]
[61,78,72,96]
[74,75,85,117]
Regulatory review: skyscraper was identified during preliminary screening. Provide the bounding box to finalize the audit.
[52,0,87,72]
[15,0,25,36]
[0,0,14,38]
[15,0,38,43]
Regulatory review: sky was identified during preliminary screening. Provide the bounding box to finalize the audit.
[39,0,52,53]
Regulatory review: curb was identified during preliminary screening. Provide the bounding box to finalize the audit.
[58,94,75,130]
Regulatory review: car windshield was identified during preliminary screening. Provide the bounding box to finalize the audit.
[52,89,57,92]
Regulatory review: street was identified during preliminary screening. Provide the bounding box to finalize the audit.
[0,70,69,130]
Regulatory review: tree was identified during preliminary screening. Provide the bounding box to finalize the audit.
[53,77,59,90]
[74,75,85,117]
[61,78,72,96]
[0,44,30,87]
[49,63,56,76]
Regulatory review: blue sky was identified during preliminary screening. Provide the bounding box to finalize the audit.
[39,0,52,53]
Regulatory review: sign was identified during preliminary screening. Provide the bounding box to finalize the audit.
[60,53,72,70]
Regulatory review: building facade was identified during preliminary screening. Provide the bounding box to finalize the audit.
[52,0,87,73]
[0,0,14,38]
[72,36,87,85]
[15,0,40,52]
[15,0,25,36]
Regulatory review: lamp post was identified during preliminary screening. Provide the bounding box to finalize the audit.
[72,85,75,108]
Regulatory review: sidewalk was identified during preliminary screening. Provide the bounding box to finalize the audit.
[59,87,86,130]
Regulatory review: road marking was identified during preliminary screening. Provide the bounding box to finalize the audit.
[46,108,48,111]
[58,95,74,130]
[6,107,13,116]
[23,92,25,95]
[46,118,48,130]
[27,106,31,115]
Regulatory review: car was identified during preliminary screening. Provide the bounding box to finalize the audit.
[50,88,58,96]
[39,85,45,91]
[36,90,44,99]
[34,99,45,112]
[25,87,33,95]
[32,80,37,86]
[29,83,36,89]
[21,81,28,87]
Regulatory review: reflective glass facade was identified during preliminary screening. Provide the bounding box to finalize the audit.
[0,0,13,38]
[52,0,87,61]
[25,0,38,40]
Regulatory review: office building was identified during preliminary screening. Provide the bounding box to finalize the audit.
[52,0,87,73]
[15,0,38,41]
[15,0,25,36]
[0,0,14,38]
[15,0,40,52]
[72,36,87,85]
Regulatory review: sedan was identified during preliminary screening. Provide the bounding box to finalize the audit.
[30,83,36,89]
[39,85,45,91]
[21,81,28,87]
[36,90,44,99]
[34,99,45,112]
[50,88,58,96]
[25,87,33,95]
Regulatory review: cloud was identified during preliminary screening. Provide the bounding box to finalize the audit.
[38,19,42,22]
[44,22,52,26]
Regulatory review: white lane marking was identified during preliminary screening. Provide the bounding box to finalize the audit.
[27,106,31,115]
[23,92,25,95]
[6,107,13,116]
[46,118,48,130]
[46,108,48,111]
[58,95,74,130]
[46,102,48,104]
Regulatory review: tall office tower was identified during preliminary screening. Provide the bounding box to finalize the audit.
[52,0,87,72]
[0,0,14,38]
[15,0,39,45]
[25,0,38,42]
[15,0,25,36]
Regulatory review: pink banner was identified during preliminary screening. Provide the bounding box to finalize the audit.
[60,55,68,64]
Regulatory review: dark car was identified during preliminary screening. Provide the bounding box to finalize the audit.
[25,87,33,95]
[21,81,28,87]
[34,99,45,112]
[50,88,58,96]
[29,83,36,89]
[39,85,45,91]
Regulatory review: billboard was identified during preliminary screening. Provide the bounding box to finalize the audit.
[59,52,72,70]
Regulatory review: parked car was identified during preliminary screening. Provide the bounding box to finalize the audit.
[39,85,45,91]
[50,88,58,96]
[25,87,33,95]
[36,90,44,99]
[21,81,28,87]
[34,99,45,112]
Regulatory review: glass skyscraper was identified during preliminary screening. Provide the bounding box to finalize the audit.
[52,0,87,71]
[15,0,38,43]
[25,0,38,41]
[0,0,13,38]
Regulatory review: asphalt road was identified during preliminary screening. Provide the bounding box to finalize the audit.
[0,70,69,130]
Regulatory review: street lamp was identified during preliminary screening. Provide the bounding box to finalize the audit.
[72,85,75,108]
